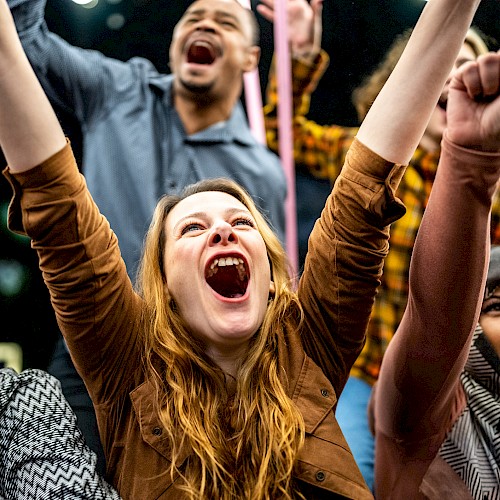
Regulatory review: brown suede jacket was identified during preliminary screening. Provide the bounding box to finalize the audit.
[4,138,405,499]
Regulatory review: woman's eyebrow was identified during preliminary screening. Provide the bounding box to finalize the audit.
[173,211,207,234]
[172,207,251,232]
[456,56,475,66]
[485,294,500,301]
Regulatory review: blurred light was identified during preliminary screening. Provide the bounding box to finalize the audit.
[0,343,23,372]
[106,13,126,30]
[0,260,28,297]
[72,0,97,5]
[82,0,99,8]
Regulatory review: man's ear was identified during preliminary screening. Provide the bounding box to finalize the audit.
[243,46,260,73]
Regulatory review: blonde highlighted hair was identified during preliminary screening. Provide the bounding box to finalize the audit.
[136,178,305,499]
[353,27,490,121]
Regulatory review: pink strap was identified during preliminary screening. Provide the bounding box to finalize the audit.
[273,0,298,276]
[243,70,267,145]
[238,0,298,276]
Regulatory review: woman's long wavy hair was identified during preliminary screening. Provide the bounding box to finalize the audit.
[136,178,305,499]
[352,27,490,121]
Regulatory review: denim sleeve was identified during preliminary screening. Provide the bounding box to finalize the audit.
[7,0,151,127]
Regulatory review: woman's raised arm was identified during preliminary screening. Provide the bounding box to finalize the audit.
[357,0,481,165]
[0,0,65,172]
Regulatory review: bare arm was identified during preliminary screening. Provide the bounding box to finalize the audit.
[259,0,482,165]
[0,0,65,172]
[357,0,481,164]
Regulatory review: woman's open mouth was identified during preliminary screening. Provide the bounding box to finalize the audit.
[205,256,249,298]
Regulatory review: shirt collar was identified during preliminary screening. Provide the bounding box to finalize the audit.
[149,75,254,146]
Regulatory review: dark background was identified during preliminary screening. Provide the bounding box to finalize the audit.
[1,0,499,370]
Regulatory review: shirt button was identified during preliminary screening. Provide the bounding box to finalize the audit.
[152,427,162,436]
[320,389,329,397]
[316,470,326,482]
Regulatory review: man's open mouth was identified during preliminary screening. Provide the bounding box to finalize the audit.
[205,256,249,298]
[186,40,218,65]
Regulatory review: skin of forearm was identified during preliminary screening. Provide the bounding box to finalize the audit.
[0,0,66,172]
[357,0,481,165]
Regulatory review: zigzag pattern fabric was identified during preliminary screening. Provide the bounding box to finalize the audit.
[439,328,500,500]
[0,368,120,499]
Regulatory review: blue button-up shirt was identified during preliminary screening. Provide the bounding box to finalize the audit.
[9,0,286,280]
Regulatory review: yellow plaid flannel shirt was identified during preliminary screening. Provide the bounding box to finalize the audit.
[264,51,500,386]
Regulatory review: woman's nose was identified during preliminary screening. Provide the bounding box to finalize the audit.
[209,222,238,246]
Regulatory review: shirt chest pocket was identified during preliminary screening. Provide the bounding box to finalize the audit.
[127,381,190,499]
[292,357,372,499]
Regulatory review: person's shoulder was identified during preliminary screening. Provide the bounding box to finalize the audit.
[0,368,60,413]
[245,141,284,174]
[126,56,171,82]
[0,367,59,389]
[7,0,36,10]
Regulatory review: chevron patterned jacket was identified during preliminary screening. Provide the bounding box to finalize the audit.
[430,329,500,499]
[0,368,120,499]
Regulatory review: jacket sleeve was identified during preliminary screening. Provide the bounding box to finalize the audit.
[3,143,144,406]
[264,50,357,183]
[374,134,500,446]
[7,0,151,127]
[297,138,406,398]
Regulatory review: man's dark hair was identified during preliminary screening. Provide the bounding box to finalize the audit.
[186,0,260,45]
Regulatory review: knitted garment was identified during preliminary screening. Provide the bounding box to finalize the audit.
[0,368,120,499]
[439,328,500,499]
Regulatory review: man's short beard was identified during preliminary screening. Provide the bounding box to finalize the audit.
[179,77,214,96]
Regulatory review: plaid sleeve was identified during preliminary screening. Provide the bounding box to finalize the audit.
[264,50,357,182]
[490,188,500,244]
[264,50,330,119]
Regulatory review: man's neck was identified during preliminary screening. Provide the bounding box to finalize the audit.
[173,90,235,135]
